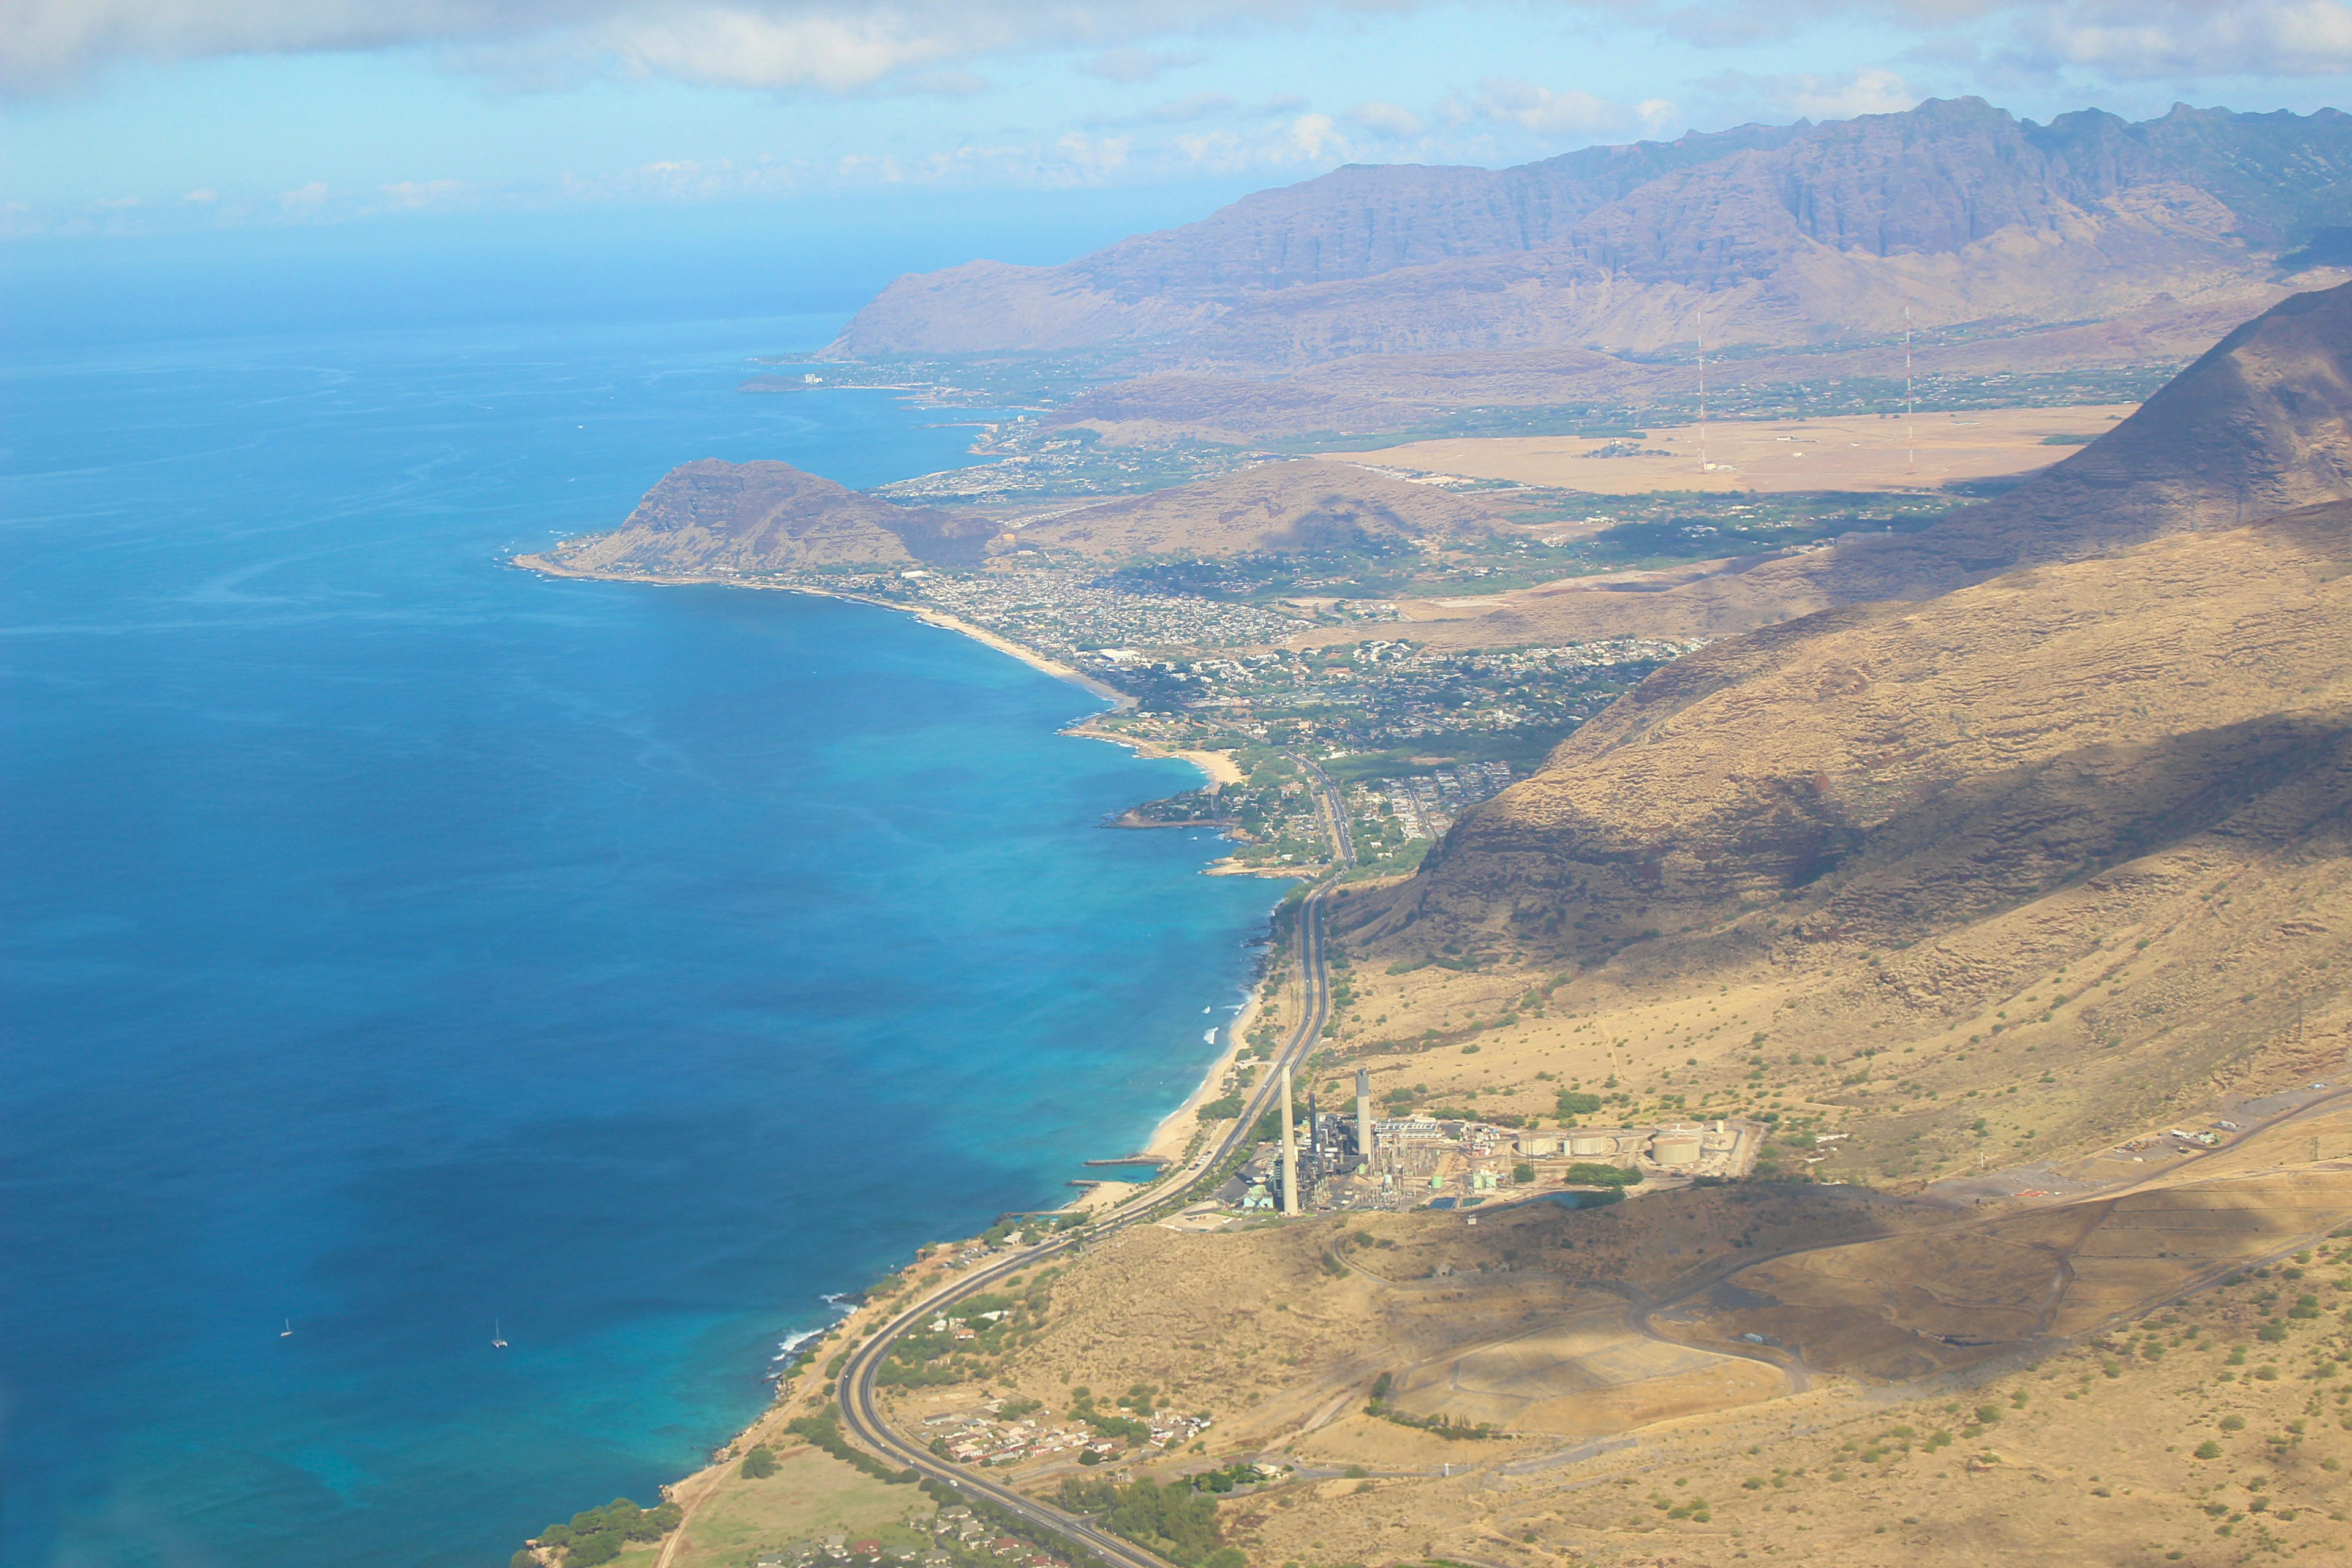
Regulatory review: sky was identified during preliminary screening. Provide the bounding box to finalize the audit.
[2,1,2350,333]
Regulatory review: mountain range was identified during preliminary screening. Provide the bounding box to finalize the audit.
[832,99,2352,377]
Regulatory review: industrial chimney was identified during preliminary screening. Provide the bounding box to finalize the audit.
[1355,1068,1373,1176]
[1280,1065,1300,1216]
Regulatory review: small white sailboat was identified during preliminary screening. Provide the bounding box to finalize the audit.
[492,1320,508,1349]
[280,1319,293,1338]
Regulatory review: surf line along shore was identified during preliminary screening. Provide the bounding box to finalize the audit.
[631,769,1346,1568]
[514,549,1273,1181]
[511,554,1244,788]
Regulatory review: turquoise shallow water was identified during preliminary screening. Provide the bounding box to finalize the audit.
[0,314,1275,1568]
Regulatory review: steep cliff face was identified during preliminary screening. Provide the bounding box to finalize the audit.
[541,460,995,574]
[830,100,2352,367]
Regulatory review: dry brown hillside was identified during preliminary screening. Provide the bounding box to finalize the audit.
[892,1118,2352,1568]
[1014,459,1502,559]
[1327,502,2352,1179]
[533,458,998,575]
[533,454,1515,577]
[1374,277,2352,651]
[1049,295,2286,448]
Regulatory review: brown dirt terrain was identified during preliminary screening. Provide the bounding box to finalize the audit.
[879,1185,1930,1466]
[535,458,997,575]
[1313,279,2352,650]
[913,1129,2352,1568]
[1311,497,2352,1186]
[1045,297,2281,448]
[1011,460,1505,559]
[1661,1110,2352,1382]
[1231,1221,2352,1568]
[1351,404,2137,497]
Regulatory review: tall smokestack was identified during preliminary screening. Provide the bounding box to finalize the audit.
[1280,1066,1300,1216]
[1355,1068,1373,1176]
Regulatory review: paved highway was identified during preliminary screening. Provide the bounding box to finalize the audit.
[834,763,1352,1568]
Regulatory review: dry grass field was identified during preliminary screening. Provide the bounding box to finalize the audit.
[1347,405,2138,496]
[625,1444,932,1568]
[940,1113,2352,1568]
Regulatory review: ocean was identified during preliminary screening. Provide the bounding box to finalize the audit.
[0,314,1276,1567]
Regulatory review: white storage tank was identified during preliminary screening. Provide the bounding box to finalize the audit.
[1568,1134,1615,1158]
[1651,1133,1703,1167]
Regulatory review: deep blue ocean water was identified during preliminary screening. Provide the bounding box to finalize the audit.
[0,314,1275,1568]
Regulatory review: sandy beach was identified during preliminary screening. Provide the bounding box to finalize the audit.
[512,554,1134,707]
[518,551,1277,1180]
[1065,720,1244,787]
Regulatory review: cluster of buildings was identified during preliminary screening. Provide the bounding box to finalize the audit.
[922,1400,1212,1468]
[1126,638,1689,749]
[1219,1069,1760,1215]
[910,568,1302,656]
[753,1507,1069,1568]
[1353,761,1517,840]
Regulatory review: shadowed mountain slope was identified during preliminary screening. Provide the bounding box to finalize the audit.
[1333,501,2352,1169]
[1354,502,2352,953]
[1382,277,2352,650]
[832,100,2352,368]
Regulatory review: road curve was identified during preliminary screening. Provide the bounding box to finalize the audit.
[833,766,1352,1568]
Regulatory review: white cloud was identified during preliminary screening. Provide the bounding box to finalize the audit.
[1079,45,1205,82]
[1701,65,1918,120]
[1085,90,1235,126]
[1287,111,1343,159]
[380,177,476,207]
[1172,111,1359,172]
[1346,99,1423,137]
[1450,77,1629,135]
[183,187,218,201]
[7,0,2350,98]
[2020,0,2352,78]
[605,8,972,92]
[278,179,330,207]
[0,1,1351,96]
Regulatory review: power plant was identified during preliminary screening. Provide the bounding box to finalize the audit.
[1223,1087,1760,1215]
[1278,1066,1300,1216]
[1354,1069,1373,1177]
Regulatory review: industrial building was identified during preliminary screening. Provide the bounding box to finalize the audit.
[1215,1095,1761,1216]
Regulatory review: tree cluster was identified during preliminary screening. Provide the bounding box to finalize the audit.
[526,1498,681,1566]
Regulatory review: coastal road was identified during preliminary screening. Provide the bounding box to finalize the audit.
[833,765,1353,1568]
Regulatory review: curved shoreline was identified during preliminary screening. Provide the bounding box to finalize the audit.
[512,554,1134,707]
[514,562,1275,1182]
[514,550,1283,1513]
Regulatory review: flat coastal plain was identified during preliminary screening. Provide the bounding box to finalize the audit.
[1346,404,2139,494]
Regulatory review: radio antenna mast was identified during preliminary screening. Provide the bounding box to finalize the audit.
[1697,298,1710,473]
[1903,300,1917,478]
